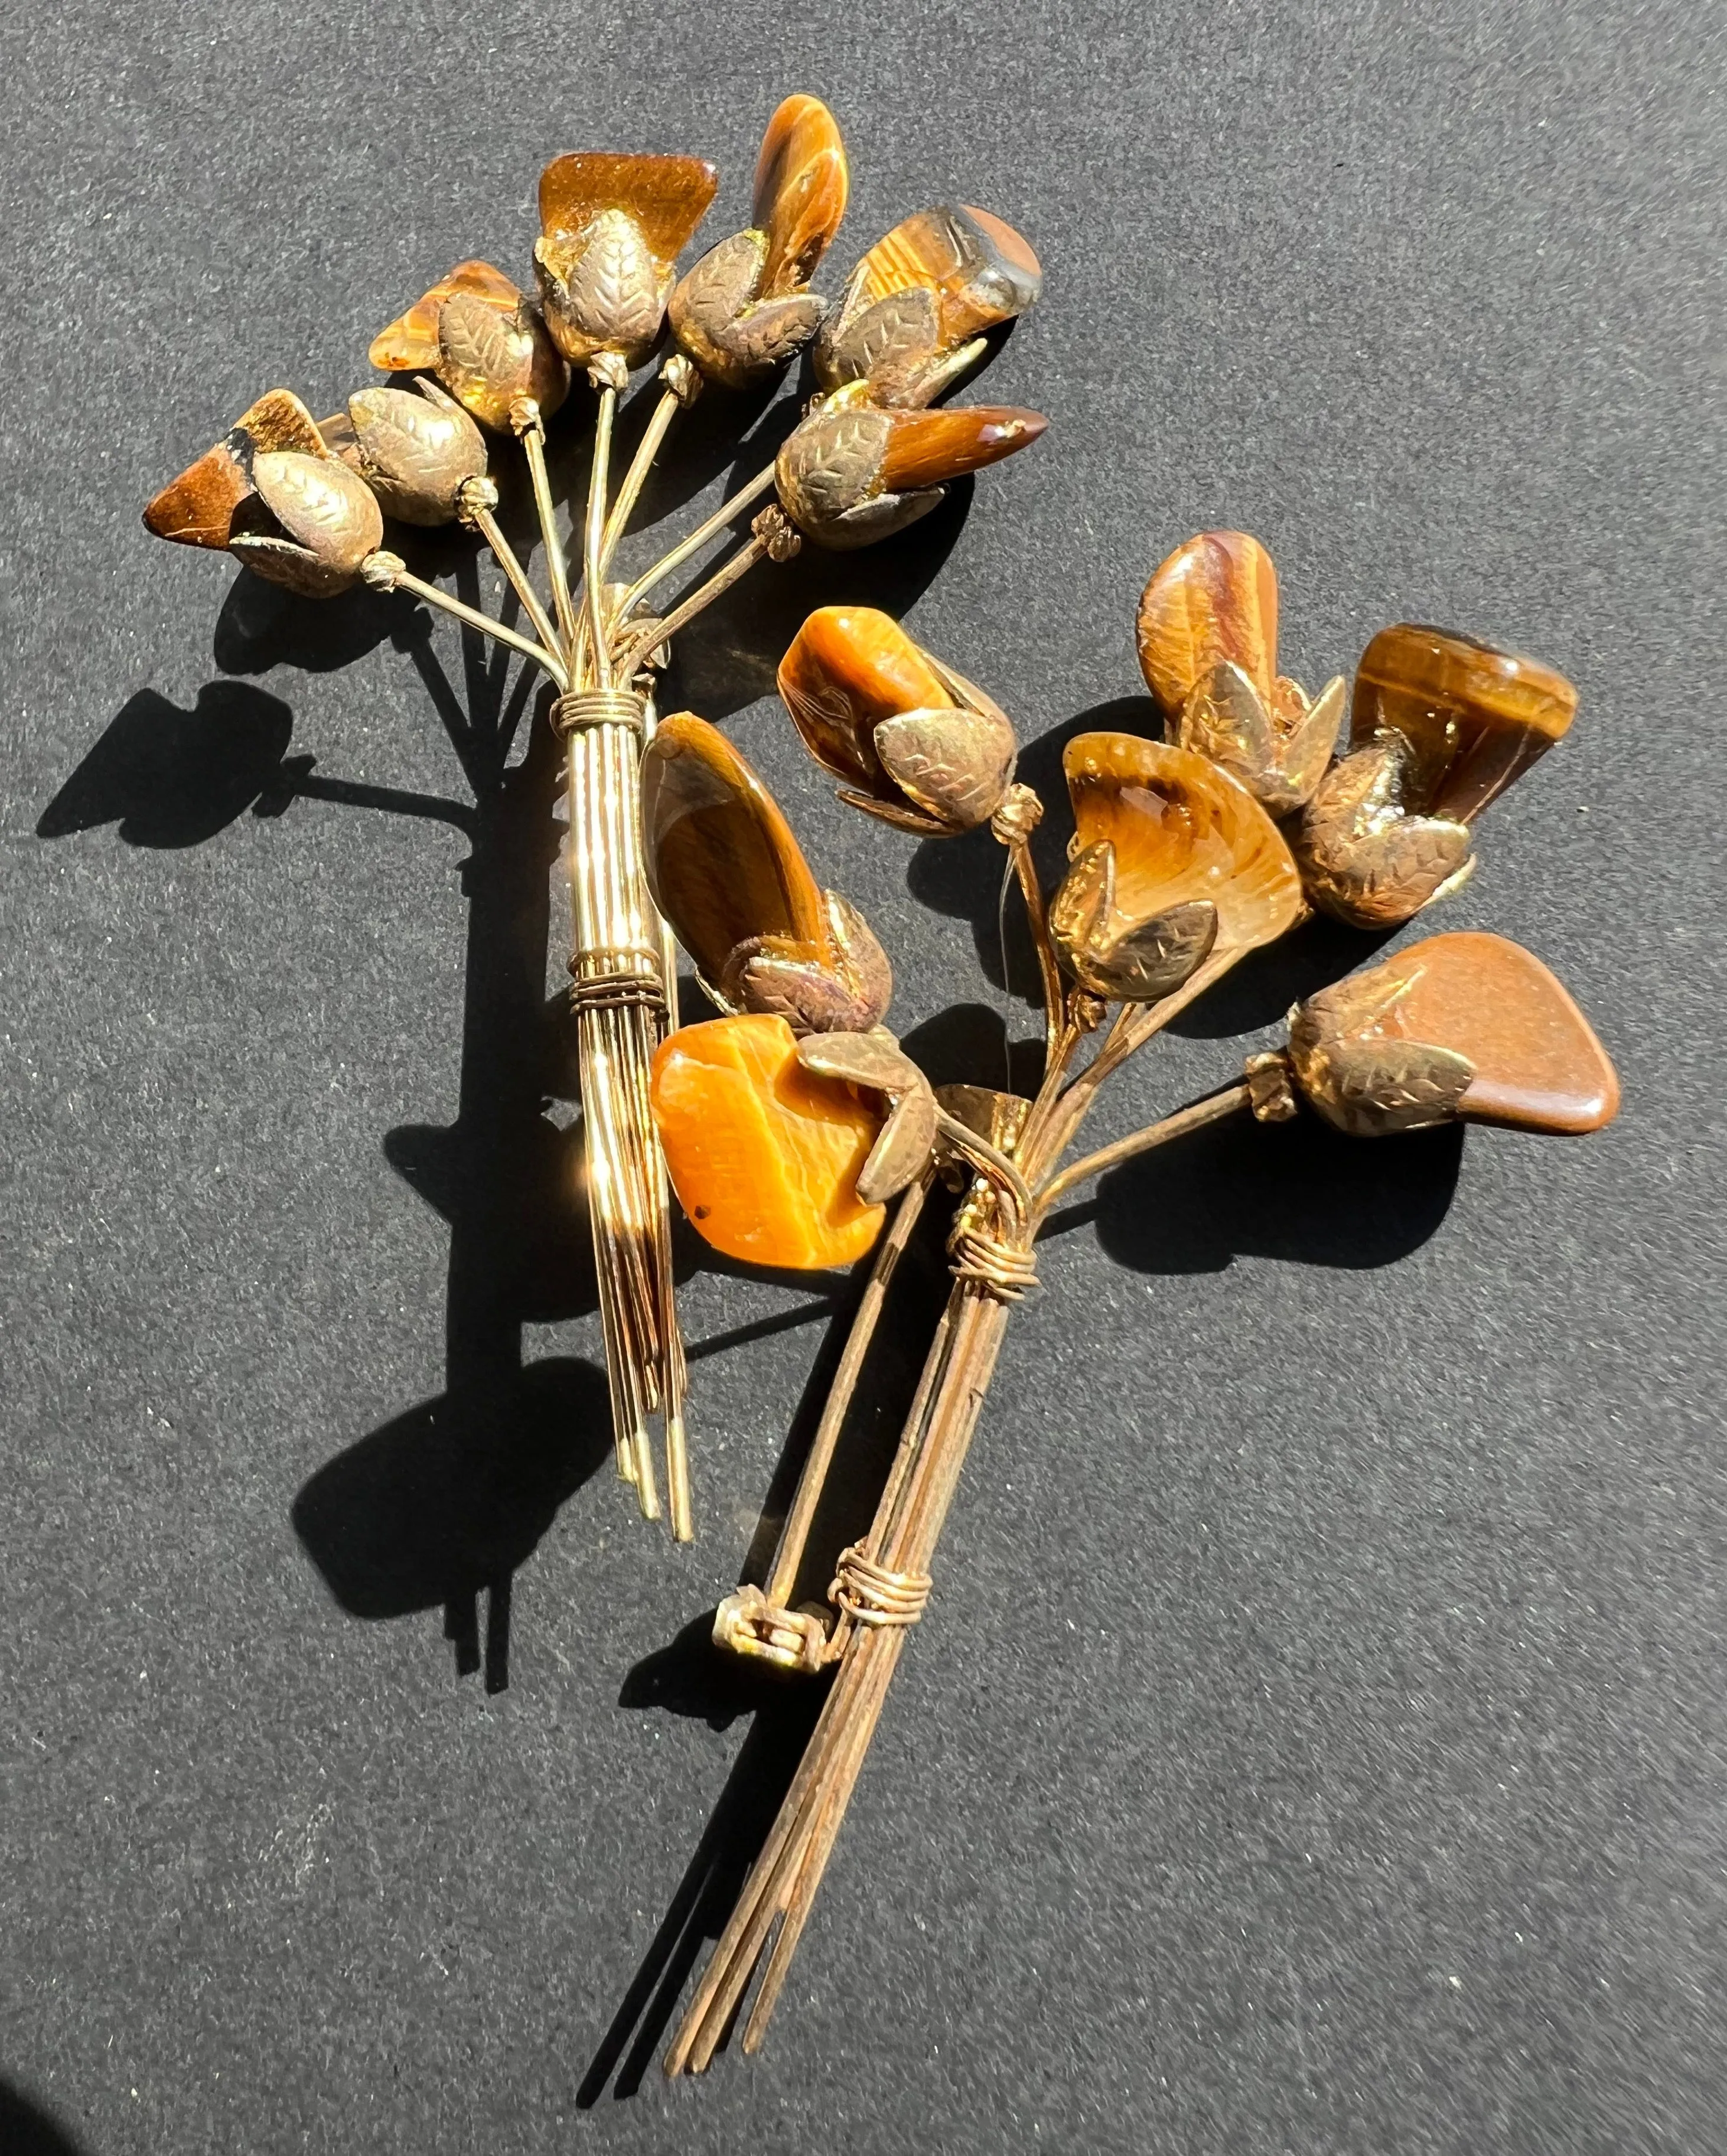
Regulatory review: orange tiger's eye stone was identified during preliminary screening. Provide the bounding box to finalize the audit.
[1136,531,1279,721]
[640,712,829,986]
[754,94,849,296]
[1064,733,1303,955]
[1357,931,1618,1134]
[538,152,719,263]
[369,259,523,373]
[777,606,947,785]
[651,1015,885,1268]
[1351,624,1577,825]
[143,389,330,550]
[851,204,1042,343]
[876,406,1047,491]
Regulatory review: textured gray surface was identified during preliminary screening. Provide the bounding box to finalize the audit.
[3,2,1723,2150]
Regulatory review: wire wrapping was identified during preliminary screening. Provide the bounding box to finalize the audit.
[829,1543,932,1629]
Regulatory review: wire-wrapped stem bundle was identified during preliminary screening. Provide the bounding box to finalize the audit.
[557,684,689,1537]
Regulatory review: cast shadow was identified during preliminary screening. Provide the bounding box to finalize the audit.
[0,2079,87,2156]
[293,1356,614,1692]
[1045,1107,1464,1275]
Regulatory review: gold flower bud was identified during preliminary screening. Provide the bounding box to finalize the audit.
[815,204,1042,407]
[774,399,1045,550]
[335,381,488,526]
[1138,531,1344,817]
[1285,931,1619,1138]
[670,95,848,389]
[777,606,1017,834]
[1296,625,1578,928]
[535,152,718,370]
[369,260,568,430]
[143,392,383,598]
[1051,734,1303,1000]
[640,712,892,1035]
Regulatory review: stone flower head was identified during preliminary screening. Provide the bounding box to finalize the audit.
[640,711,891,1035]
[777,605,1018,834]
[535,152,718,374]
[369,259,569,430]
[1295,625,1578,928]
[775,398,1045,550]
[670,94,849,389]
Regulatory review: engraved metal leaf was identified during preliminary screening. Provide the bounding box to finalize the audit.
[824,890,893,1025]
[796,1030,922,1094]
[874,706,1016,831]
[1084,900,1218,1002]
[1296,1037,1476,1137]
[835,787,948,837]
[249,451,382,567]
[856,1082,937,1203]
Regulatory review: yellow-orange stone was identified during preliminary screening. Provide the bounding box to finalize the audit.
[537,152,719,262]
[1351,624,1577,824]
[877,406,1047,491]
[651,1015,885,1268]
[777,606,947,787]
[1355,931,1619,1134]
[753,94,849,296]
[1064,732,1304,955]
[1136,531,1279,720]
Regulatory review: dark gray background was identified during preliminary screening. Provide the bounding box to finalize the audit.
[4,1,1722,2150]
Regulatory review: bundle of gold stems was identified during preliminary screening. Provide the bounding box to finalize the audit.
[670,852,1259,2066]
[399,354,799,1539]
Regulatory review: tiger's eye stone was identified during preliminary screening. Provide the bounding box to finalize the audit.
[143,390,328,550]
[777,606,948,787]
[538,152,719,263]
[753,94,848,296]
[849,204,1042,343]
[369,260,523,373]
[876,406,1047,491]
[640,713,830,987]
[1352,624,1577,825]
[1064,733,1303,955]
[1136,531,1279,722]
[1371,932,1617,1132]
[651,1014,885,1268]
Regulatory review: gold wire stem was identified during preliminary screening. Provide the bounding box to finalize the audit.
[610,462,778,629]
[1001,831,1065,1076]
[597,381,683,584]
[584,380,618,691]
[460,497,563,661]
[370,560,568,689]
[669,1281,1011,2073]
[1034,1080,1253,1212]
[614,532,770,677]
[513,400,582,657]
[761,1173,934,1613]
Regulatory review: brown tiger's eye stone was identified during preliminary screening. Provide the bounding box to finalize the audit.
[640,713,830,988]
[1348,931,1617,1134]
[1137,531,1279,721]
[877,406,1046,491]
[651,1014,885,1268]
[369,260,523,373]
[849,204,1042,344]
[143,390,329,550]
[753,94,848,296]
[538,152,719,263]
[777,606,947,787]
[1352,624,1577,825]
[1064,733,1303,956]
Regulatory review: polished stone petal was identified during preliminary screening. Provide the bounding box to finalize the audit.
[876,406,1047,491]
[369,260,522,373]
[538,152,718,264]
[1064,732,1303,956]
[1138,530,1279,721]
[753,94,848,295]
[1298,931,1618,1134]
[777,605,947,787]
[846,204,1042,344]
[651,1014,885,1268]
[1352,623,1578,824]
[346,384,486,525]
[640,712,829,989]
[142,390,328,550]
